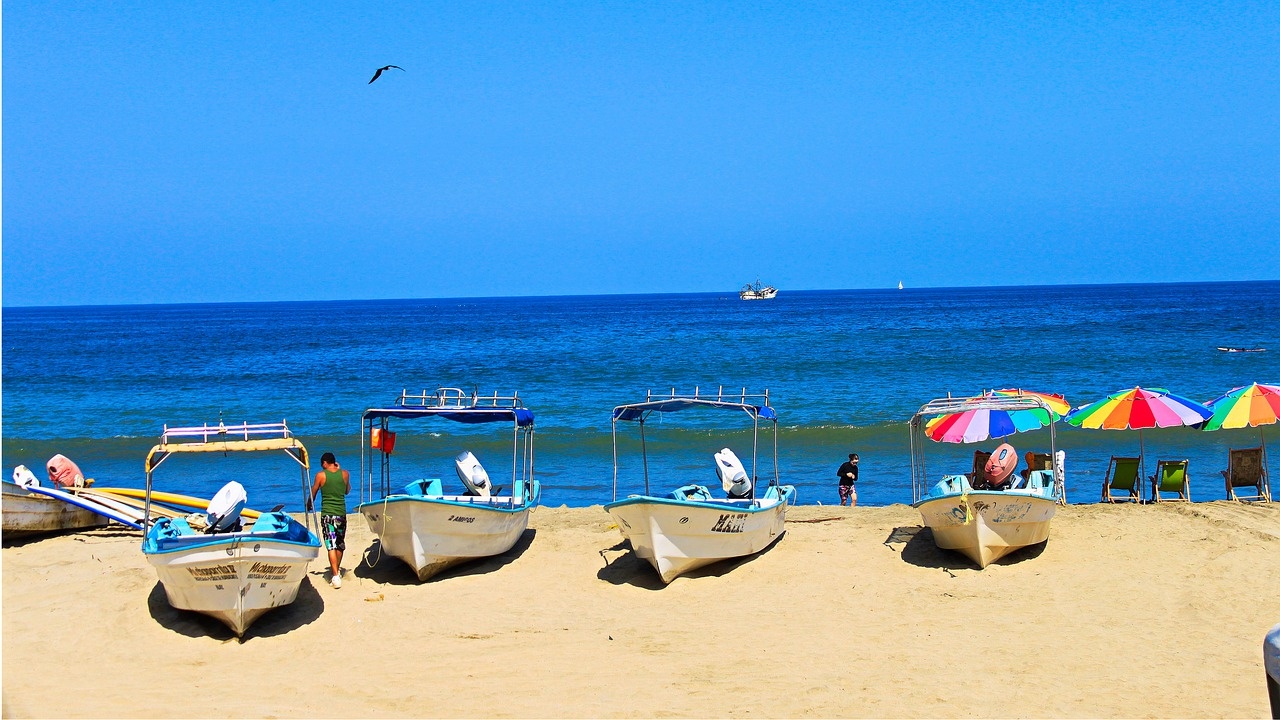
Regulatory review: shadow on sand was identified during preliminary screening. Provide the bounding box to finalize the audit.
[146,578,325,642]
[596,532,787,589]
[3,525,137,548]
[886,525,1047,572]
[352,528,537,585]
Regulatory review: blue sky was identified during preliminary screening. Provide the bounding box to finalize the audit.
[4,2,1278,306]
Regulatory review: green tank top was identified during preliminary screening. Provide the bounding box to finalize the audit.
[319,468,347,516]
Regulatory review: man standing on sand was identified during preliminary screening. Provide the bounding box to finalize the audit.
[837,453,859,507]
[311,452,350,588]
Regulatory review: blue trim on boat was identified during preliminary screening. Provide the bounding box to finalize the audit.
[355,493,535,515]
[142,511,320,555]
[604,484,796,513]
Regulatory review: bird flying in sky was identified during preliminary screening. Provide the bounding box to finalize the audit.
[368,65,404,84]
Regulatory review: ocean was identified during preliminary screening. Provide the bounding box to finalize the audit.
[3,281,1277,511]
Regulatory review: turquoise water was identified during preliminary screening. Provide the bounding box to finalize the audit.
[3,282,1277,509]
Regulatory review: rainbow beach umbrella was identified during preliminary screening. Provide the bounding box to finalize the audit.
[925,389,1067,443]
[1200,383,1280,432]
[1065,386,1213,489]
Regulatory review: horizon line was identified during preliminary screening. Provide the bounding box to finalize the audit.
[4,278,1277,312]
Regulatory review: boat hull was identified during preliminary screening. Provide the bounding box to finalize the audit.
[2,481,108,539]
[144,518,319,637]
[605,489,793,583]
[915,491,1057,568]
[358,497,532,582]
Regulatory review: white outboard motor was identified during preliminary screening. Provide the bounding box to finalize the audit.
[455,451,491,497]
[206,481,247,533]
[12,465,40,489]
[714,448,752,498]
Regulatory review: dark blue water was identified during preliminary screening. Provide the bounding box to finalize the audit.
[3,282,1277,509]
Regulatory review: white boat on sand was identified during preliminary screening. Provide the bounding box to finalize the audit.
[605,387,796,583]
[357,388,539,582]
[2,480,109,539]
[909,394,1066,569]
[141,421,320,637]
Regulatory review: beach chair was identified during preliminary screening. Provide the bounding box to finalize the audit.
[971,450,992,478]
[1221,447,1270,503]
[1149,459,1190,502]
[1101,456,1142,503]
[1020,452,1052,481]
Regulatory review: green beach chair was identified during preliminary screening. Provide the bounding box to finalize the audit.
[1221,447,1270,503]
[1149,459,1190,502]
[1101,456,1142,503]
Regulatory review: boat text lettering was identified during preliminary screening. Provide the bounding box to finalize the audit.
[247,562,291,580]
[188,564,237,582]
[448,515,476,523]
[711,513,748,534]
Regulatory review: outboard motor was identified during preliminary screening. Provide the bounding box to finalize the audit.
[714,448,752,498]
[455,451,491,497]
[982,443,1018,490]
[12,465,40,489]
[46,454,85,488]
[206,481,247,533]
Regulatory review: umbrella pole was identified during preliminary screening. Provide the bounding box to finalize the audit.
[1139,429,1147,502]
[1263,429,1272,502]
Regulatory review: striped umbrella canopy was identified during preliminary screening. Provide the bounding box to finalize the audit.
[925,390,1067,443]
[1065,386,1212,430]
[1200,383,1280,431]
[1065,387,1213,492]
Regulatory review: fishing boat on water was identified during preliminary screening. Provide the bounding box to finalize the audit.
[739,279,778,300]
[605,387,796,583]
[2,480,109,539]
[141,421,320,637]
[357,388,539,582]
[908,394,1066,569]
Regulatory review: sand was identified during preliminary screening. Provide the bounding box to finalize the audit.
[3,501,1278,718]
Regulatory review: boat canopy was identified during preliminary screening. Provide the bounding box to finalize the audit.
[364,406,534,426]
[912,395,1054,422]
[145,422,309,473]
[364,388,533,427]
[613,388,776,423]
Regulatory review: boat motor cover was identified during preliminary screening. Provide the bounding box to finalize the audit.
[983,444,1018,486]
[455,451,491,497]
[206,481,248,533]
[46,454,85,488]
[12,465,40,488]
[714,448,752,498]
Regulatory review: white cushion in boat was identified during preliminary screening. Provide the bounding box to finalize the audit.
[714,448,752,498]
[454,452,491,497]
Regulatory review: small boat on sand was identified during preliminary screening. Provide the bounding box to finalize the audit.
[356,388,540,582]
[909,395,1066,569]
[141,421,320,637]
[2,480,109,539]
[605,387,796,583]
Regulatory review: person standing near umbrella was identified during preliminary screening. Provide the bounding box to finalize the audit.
[836,453,859,506]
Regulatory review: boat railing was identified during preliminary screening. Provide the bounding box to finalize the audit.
[395,387,525,410]
[645,386,771,408]
[160,421,295,445]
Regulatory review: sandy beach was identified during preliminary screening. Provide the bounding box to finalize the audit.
[3,501,1278,718]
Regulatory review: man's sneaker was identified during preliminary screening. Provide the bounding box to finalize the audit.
[330,572,342,589]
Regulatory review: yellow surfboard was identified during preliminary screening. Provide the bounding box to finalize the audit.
[92,487,264,520]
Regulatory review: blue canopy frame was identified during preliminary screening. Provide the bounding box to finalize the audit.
[361,388,536,502]
[611,387,780,500]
